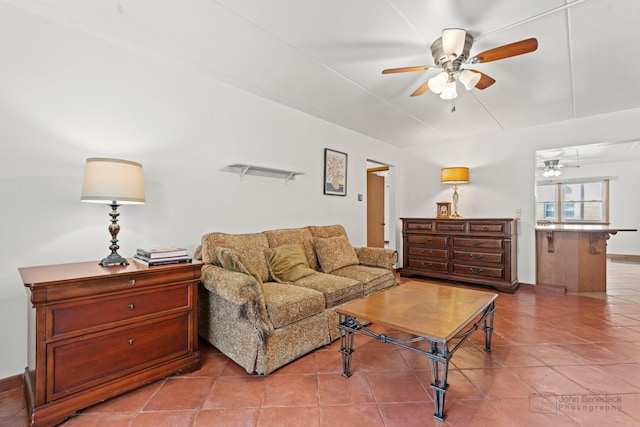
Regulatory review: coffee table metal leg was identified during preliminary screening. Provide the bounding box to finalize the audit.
[483,301,496,352]
[339,314,355,378]
[429,341,450,421]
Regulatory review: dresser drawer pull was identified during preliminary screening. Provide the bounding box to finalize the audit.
[129,279,136,286]
[469,254,483,258]
[128,339,134,345]
[470,267,484,274]
[128,304,134,310]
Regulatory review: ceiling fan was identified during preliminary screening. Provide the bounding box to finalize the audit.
[382,28,538,99]
[536,159,580,177]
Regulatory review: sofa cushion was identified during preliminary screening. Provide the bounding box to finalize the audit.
[261,282,325,329]
[314,235,359,273]
[307,224,348,239]
[331,264,395,295]
[293,272,363,308]
[216,247,264,286]
[264,227,319,271]
[201,232,270,283]
[265,242,316,283]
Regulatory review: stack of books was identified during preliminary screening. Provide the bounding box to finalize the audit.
[134,247,191,266]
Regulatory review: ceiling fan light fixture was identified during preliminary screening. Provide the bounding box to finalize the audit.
[440,81,458,100]
[459,69,481,90]
[428,72,448,94]
[442,28,466,57]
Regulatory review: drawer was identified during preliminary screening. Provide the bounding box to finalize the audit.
[50,285,191,339]
[45,268,199,302]
[49,314,190,400]
[453,264,504,279]
[434,222,466,232]
[468,222,505,234]
[453,250,503,264]
[407,235,448,246]
[405,221,433,231]
[453,237,503,249]
[407,258,448,272]
[408,247,448,259]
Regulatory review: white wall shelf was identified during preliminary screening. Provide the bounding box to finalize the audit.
[228,164,304,182]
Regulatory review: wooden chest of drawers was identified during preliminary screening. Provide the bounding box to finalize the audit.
[401,218,518,293]
[19,259,203,427]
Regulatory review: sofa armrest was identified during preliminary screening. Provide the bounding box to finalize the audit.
[354,247,398,269]
[200,264,273,341]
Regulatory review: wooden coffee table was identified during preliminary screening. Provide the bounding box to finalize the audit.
[336,281,498,421]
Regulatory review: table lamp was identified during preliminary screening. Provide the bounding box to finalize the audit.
[441,167,469,218]
[81,158,145,266]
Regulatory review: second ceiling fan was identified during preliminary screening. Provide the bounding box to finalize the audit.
[382,28,538,99]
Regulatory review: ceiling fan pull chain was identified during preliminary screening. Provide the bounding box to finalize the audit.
[451,100,456,113]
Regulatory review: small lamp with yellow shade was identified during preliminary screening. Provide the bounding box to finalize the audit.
[441,167,469,218]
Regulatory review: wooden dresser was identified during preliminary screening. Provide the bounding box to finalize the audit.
[19,259,203,427]
[401,218,518,293]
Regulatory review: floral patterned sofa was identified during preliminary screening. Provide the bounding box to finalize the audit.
[194,225,398,375]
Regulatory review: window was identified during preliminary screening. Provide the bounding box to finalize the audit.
[535,184,557,221]
[535,179,609,224]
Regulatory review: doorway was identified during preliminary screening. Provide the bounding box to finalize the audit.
[366,162,392,248]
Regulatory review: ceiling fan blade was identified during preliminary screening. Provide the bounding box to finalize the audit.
[382,65,434,74]
[469,70,496,89]
[471,38,538,63]
[410,81,430,97]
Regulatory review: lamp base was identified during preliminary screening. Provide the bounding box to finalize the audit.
[99,252,129,267]
[450,212,462,219]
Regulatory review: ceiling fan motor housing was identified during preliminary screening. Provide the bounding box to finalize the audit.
[431,32,474,73]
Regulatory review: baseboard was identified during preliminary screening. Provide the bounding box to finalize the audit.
[534,283,566,295]
[518,282,535,291]
[0,373,22,393]
[608,254,640,262]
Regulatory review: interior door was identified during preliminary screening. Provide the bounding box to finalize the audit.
[367,172,385,247]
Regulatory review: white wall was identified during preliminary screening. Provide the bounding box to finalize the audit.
[0,6,404,378]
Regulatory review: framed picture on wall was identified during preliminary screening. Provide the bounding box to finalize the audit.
[324,148,347,196]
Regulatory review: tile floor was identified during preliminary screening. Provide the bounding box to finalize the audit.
[2,259,640,426]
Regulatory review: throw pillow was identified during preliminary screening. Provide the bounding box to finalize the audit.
[216,247,263,286]
[265,242,316,283]
[314,235,359,273]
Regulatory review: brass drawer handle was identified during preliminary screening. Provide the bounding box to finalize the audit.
[128,304,134,310]
[128,339,134,345]
[470,267,484,274]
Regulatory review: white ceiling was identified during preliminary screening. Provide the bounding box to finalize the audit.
[4,0,640,150]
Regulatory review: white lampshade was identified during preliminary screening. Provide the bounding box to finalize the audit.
[81,158,145,204]
[440,81,458,100]
[428,72,448,94]
[459,69,481,90]
[442,28,466,57]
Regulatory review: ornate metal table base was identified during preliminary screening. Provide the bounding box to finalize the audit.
[338,301,495,421]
